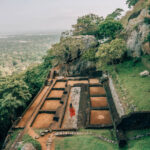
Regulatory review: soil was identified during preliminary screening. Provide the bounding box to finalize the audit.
[17,86,49,127]
[89,79,99,84]
[90,110,112,125]
[38,133,51,150]
[90,97,108,108]
[41,100,62,111]
[67,80,88,86]
[48,90,64,98]
[90,87,106,95]
[54,82,66,88]
[32,113,54,128]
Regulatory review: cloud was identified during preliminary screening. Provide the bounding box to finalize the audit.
[0,0,128,33]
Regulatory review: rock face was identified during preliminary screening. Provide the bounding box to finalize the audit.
[139,70,149,77]
[52,35,99,76]
[21,143,36,150]
[126,8,150,57]
[57,59,97,76]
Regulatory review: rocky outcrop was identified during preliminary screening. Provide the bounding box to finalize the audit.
[125,8,150,57]
[52,35,99,76]
[21,143,36,150]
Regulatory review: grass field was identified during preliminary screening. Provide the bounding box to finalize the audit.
[55,135,118,150]
[55,134,150,150]
[111,58,150,113]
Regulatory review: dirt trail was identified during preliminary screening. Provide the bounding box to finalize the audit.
[17,86,49,127]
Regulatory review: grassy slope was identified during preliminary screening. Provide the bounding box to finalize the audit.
[111,59,150,113]
[55,136,117,150]
[55,135,150,150]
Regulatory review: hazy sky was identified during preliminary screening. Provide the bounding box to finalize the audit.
[0,0,128,34]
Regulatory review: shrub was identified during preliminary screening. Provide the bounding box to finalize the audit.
[96,39,126,71]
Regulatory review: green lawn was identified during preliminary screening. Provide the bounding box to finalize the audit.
[55,135,118,150]
[111,59,150,113]
[55,135,150,150]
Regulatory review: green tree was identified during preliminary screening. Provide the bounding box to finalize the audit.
[24,64,50,96]
[48,36,98,66]
[106,8,124,20]
[126,0,139,8]
[98,20,123,40]
[72,14,103,36]
[96,38,126,71]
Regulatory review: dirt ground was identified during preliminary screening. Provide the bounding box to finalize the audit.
[90,97,108,108]
[90,110,112,125]
[54,82,66,88]
[89,79,99,84]
[41,100,62,111]
[48,90,64,98]
[90,87,106,95]
[67,80,88,86]
[17,86,49,127]
[32,113,54,128]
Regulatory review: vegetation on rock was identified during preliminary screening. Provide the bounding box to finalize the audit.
[96,39,126,71]
[72,14,104,36]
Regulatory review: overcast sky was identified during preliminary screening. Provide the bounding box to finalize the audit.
[0,0,128,34]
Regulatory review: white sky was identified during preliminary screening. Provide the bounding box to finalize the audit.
[0,0,128,34]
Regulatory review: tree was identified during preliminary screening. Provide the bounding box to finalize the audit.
[96,39,126,71]
[98,20,123,40]
[106,8,124,20]
[48,36,98,66]
[126,0,139,8]
[72,14,103,36]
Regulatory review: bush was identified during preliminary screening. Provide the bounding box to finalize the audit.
[128,10,141,21]
[96,39,126,71]
[144,17,150,24]
[98,20,123,40]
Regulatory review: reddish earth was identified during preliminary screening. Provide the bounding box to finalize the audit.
[32,113,54,128]
[17,86,49,128]
[67,80,88,86]
[90,97,108,108]
[41,100,62,111]
[89,79,99,84]
[48,90,64,98]
[90,87,106,95]
[90,110,112,125]
[54,82,66,88]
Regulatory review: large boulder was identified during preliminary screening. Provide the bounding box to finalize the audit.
[51,35,99,76]
[125,8,150,57]
[21,143,36,150]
